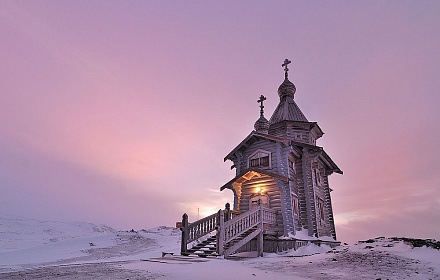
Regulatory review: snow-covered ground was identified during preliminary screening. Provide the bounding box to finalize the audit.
[1,214,439,280]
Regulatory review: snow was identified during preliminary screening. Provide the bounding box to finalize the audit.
[284,228,336,242]
[1,215,439,279]
[283,243,333,257]
[0,213,114,253]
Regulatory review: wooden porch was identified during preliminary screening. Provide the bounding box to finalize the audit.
[180,202,340,258]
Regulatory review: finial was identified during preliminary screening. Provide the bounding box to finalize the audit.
[282,58,291,79]
[257,95,267,117]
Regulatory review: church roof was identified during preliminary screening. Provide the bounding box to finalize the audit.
[223,129,342,174]
[320,149,343,175]
[290,141,343,175]
[220,169,288,191]
[224,59,341,174]
[224,131,288,162]
[268,95,308,124]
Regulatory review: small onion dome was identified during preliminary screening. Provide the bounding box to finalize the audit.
[278,77,296,99]
[254,115,270,134]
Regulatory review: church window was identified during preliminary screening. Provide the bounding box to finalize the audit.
[250,158,260,167]
[248,149,271,169]
[260,156,269,167]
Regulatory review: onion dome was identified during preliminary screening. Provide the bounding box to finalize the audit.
[254,115,269,133]
[278,77,296,99]
[278,58,296,99]
[254,95,269,134]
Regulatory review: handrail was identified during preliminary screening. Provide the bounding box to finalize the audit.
[222,205,277,249]
[262,207,277,224]
[223,207,260,244]
[225,210,241,220]
[181,202,279,256]
[186,212,218,243]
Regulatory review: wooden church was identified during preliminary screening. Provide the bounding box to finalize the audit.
[180,59,342,257]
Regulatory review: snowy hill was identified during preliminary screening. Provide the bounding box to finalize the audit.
[0,215,439,279]
[0,213,115,253]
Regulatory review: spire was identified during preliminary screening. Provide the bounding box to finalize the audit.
[254,95,269,134]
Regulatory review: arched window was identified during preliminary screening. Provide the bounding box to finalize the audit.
[248,149,271,169]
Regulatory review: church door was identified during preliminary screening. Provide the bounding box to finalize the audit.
[249,193,269,210]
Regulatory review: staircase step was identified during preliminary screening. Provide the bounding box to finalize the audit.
[187,247,215,252]
[187,238,218,255]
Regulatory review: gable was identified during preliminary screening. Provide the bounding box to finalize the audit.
[239,138,280,173]
[224,131,287,162]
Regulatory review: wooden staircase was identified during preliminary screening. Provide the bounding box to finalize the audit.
[183,236,217,257]
[223,226,261,257]
[180,202,277,258]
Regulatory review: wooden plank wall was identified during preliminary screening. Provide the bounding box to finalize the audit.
[239,175,284,234]
[323,173,337,239]
[311,155,336,238]
[295,150,310,232]
[234,237,340,254]
[230,135,337,240]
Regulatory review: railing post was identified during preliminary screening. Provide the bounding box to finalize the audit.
[180,213,188,256]
[216,209,225,255]
[257,199,264,257]
[224,203,230,222]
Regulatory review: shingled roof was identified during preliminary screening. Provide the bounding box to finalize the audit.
[268,75,308,124]
[269,96,308,124]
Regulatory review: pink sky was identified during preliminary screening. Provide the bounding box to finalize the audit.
[1,1,439,244]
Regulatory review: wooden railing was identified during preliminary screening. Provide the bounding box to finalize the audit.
[186,212,218,243]
[180,211,218,255]
[180,203,338,257]
[181,203,237,255]
[219,202,277,257]
[226,209,241,221]
[180,201,277,257]
[262,207,277,224]
[222,206,276,244]
[223,207,260,244]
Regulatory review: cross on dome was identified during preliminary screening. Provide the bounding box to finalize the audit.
[282,58,291,79]
[257,95,267,117]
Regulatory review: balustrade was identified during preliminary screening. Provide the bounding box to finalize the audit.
[181,202,279,257]
[186,212,218,243]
